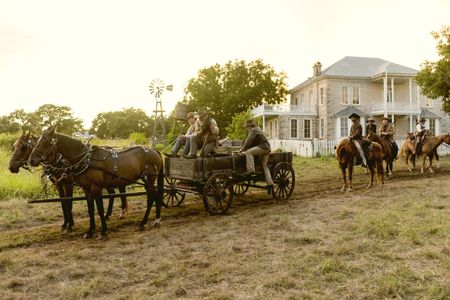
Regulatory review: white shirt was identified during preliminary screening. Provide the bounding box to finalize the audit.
[416,123,425,132]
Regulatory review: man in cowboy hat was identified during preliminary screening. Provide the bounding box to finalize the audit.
[239,119,274,189]
[348,113,371,167]
[184,109,219,158]
[413,117,427,154]
[379,116,398,158]
[365,117,377,136]
[165,112,197,158]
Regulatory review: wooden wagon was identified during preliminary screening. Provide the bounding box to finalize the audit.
[162,152,295,214]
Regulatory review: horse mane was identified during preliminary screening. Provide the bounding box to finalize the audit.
[55,133,86,153]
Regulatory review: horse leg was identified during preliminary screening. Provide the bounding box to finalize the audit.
[118,186,128,219]
[421,155,426,174]
[340,164,347,192]
[64,182,74,232]
[367,163,374,189]
[105,188,115,220]
[428,155,434,173]
[94,191,108,240]
[347,162,353,192]
[83,190,95,239]
[56,183,68,231]
[377,160,384,186]
[435,151,440,169]
[139,186,155,230]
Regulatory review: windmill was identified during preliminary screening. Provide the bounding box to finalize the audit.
[149,78,173,146]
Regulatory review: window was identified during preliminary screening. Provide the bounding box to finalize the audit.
[308,90,313,105]
[341,87,349,104]
[320,118,325,138]
[387,87,393,102]
[320,87,324,105]
[292,97,298,106]
[352,87,360,105]
[304,119,311,138]
[340,118,348,138]
[269,121,273,138]
[290,119,298,138]
[299,94,304,106]
[429,119,435,135]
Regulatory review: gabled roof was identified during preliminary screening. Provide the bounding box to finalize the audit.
[322,56,418,77]
[420,109,441,119]
[333,106,369,118]
[290,56,418,93]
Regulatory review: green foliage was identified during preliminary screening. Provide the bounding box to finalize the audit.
[90,108,153,139]
[129,132,148,145]
[416,25,450,114]
[0,133,20,150]
[225,110,262,140]
[0,105,83,135]
[184,59,287,135]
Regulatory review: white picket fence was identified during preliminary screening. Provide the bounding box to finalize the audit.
[269,138,450,157]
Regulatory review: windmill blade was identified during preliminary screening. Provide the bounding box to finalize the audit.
[166,84,173,91]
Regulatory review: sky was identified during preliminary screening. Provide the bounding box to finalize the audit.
[0,0,449,128]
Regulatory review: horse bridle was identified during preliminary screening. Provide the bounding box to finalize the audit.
[11,138,35,170]
[32,135,58,165]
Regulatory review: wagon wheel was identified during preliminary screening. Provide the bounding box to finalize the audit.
[202,173,233,214]
[272,162,295,202]
[232,179,250,196]
[162,177,186,207]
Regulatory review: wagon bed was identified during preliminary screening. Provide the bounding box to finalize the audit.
[163,152,295,214]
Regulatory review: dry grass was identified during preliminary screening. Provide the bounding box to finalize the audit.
[1,156,450,299]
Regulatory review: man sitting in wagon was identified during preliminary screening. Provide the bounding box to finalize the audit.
[239,119,274,190]
[165,112,196,158]
[183,109,219,159]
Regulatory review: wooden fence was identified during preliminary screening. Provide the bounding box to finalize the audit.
[269,139,450,158]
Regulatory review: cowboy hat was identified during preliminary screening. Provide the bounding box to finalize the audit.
[382,116,390,121]
[367,117,375,122]
[419,117,425,122]
[243,119,257,128]
[348,113,360,119]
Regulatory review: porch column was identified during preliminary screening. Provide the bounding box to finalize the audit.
[391,77,395,104]
[416,86,421,120]
[409,78,412,107]
[262,115,266,132]
[409,114,413,132]
[383,73,388,117]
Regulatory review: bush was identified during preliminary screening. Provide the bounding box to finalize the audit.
[0,133,20,150]
[129,132,148,145]
[225,110,263,140]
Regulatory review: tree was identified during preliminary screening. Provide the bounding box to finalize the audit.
[31,104,84,135]
[416,25,450,114]
[225,110,262,140]
[183,59,288,135]
[0,115,20,133]
[90,108,153,139]
[8,109,34,132]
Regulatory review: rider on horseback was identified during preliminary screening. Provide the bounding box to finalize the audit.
[365,117,377,136]
[379,117,399,158]
[413,117,426,155]
[348,113,371,167]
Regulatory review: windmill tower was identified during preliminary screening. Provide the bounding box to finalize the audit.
[149,78,173,146]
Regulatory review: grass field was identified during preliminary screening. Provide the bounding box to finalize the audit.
[1,151,450,299]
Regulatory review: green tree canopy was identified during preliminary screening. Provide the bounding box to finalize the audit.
[89,108,153,139]
[225,110,263,140]
[0,105,83,135]
[183,59,287,135]
[416,25,450,114]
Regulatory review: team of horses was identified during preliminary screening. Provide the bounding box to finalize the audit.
[336,130,450,192]
[9,127,163,240]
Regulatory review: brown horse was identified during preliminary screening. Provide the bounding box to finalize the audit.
[9,132,128,232]
[336,138,384,192]
[398,132,416,171]
[29,127,164,239]
[367,132,396,178]
[417,133,450,173]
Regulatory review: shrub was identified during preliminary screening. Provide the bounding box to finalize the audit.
[129,132,148,145]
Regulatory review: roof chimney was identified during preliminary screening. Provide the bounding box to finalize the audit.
[313,62,322,77]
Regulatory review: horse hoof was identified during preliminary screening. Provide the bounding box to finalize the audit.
[341,187,346,192]
[119,214,125,219]
[83,232,93,239]
[96,234,108,241]
[367,184,372,189]
[346,188,352,193]
[63,227,73,234]
[138,225,145,231]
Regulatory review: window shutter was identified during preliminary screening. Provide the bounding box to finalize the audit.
[435,119,440,135]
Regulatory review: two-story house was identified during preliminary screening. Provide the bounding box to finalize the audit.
[251,56,450,144]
